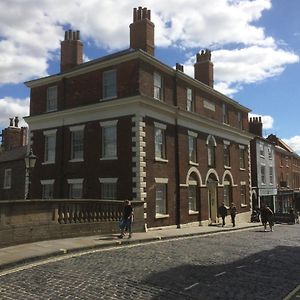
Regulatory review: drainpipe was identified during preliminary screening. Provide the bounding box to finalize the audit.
[174,75,181,228]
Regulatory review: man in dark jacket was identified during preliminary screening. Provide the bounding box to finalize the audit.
[218,202,227,227]
[119,200,134,238]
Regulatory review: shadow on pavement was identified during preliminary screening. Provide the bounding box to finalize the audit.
[141,245,300,300]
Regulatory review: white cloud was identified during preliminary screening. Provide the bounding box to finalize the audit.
[0,97,29,128]
[0,0,297,87]
[282,136,300,154]
[249,113,274,129]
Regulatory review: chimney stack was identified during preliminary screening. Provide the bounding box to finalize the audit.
[249,116,263,137]
[130,7,155,56]
[1,118,28,151]
[60,30,83,72]
[194,49,214,87]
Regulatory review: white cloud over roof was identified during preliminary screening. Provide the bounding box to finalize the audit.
[0,0,298,88]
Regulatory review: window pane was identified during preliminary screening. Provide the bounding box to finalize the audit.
[187,88,193,111]
[188,186,197,211]
[47,86,57,112]
[189,136,197,162]
[45,135,56,162]
[4,169,12,188]
[223,145,230,167]
[156,184,166,214]
[239,149,245,169]
[42,184,54,199]
[102,126,117,158]
[101,182,117,199]
[223,185,230,207]
[240,185,246,205]
[103,70,117,99]
[71,131,84,159]
[69,183,83,199]
[154,73,162,100]
[155,128,165,159]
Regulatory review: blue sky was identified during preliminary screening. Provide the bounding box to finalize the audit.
[0,0,299,152]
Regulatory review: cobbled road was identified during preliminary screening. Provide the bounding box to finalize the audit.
[1,224,300,300]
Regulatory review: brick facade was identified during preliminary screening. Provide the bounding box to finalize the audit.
[24,7,253,228]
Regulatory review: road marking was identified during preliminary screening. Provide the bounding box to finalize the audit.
[215,271,226,277]
[236,265,245,269]
[254,259,261,263]
[184,283,199,291]
[283,284,300,300]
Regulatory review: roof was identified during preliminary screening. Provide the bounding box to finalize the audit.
[24,48,251,113]
[0,146,27,163]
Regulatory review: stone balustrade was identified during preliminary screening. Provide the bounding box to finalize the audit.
[0,199,144,248]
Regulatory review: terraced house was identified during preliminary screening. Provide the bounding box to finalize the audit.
[24,7,253,229]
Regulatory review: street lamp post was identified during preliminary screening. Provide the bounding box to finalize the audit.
[24,148,37,199]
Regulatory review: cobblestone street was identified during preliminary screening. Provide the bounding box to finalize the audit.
[0,224,300,299]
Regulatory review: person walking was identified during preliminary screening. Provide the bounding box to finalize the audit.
[229,202,237,227]
[260,204,274,232]
[119,200,134,239]
[218,202,227,227]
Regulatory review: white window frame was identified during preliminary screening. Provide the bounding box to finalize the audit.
[223,182,231,207]
[100,120,118,160]
[154,122,167,161]
[3,168,12,189]
[154,72,163,101]
[99,178,118,200]
[67,178,84,199]
[188,131,197,163]
[261,165,266,184]
[239,146,246,169]
[223,142,230,168]
[186,88,193,112]
[46,86,58,112]
[259,143,265,157]
[70,125,85,161]
[269,166,274,185]
[155,180,168,216]
[222,103,229,124]
[207,136,216,167]
[240,183,247,206]
[43,129,57,164]
[41,179,55,199]
[188,180,198,213]
[102,69,117,100]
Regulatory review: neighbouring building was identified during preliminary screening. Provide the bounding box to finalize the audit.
[0,117,28,200]
[249,117,277,212]
[267,134,300,213]
[24,7,253,229]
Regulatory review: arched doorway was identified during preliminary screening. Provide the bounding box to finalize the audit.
[207,173,218,224]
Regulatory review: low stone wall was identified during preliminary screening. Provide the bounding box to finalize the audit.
[0,199,145,248]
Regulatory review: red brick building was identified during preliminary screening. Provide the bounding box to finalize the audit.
[267,134,300,213]
[0,117,28,200]
[24,7,253,228]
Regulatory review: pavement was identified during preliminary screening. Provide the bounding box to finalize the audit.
[0,221,262,271]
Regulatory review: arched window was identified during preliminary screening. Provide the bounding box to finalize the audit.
[207,135,216,167]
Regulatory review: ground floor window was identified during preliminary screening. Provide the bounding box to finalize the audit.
[42,184,54,199]
[67,179,83,199]
[188,185,197,212]
[99,178,118,199]
[240,184,246,205]
[156,183,167,215]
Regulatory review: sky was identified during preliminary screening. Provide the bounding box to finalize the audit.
[0,0,299,153]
